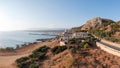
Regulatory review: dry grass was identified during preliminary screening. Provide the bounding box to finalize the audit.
[72,48,120,68]
[0,38,59,68]
[1,38,120,68]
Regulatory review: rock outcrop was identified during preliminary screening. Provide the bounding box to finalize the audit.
[81,17,114,30]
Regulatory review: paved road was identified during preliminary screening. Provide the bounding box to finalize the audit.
[99,41,120,51]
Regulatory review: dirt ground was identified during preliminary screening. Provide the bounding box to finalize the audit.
[73,48,120,68]
[1,39,120,68]
[0,39,59,68]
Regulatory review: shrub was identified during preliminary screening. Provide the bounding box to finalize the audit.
[16,56,29,63]
[29,52,46,60]
[17,62,26,68]
[79,42,85,48]
[68,39,76,44]
[31,58,38,62]
[68,46,73,49]
[29,63,39,68]
[37,52,46,60]
[51,46,67,54]
[16,45,49,68]
[33,45,49,53]
[5,47,15,51]
[76,39,81,44]
[70,48,76,54]
[17,62,30,68]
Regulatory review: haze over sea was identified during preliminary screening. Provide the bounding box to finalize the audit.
[0,30,57,48]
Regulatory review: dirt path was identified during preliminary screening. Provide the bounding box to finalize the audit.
[0,53,30,68]
[0,39,59,68]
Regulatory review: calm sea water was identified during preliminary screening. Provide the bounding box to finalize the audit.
[0,31,56,48]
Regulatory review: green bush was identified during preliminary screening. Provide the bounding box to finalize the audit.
[16,45,49,68]
[31,58,38,62]
[16,56,29,63]
[29,63,39,68]
[51,46,67,54]
[79,42,85,48]
[68,46,74,49]
[68,39,76,44]
[70,48,76,54]
[37,52,46,59]
[29,52,46,60]
[33,45,49,53]
[17,62,30,68]
[76,38,82,44]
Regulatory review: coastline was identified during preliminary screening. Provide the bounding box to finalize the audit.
[0,30,58,48]
[0,38,59,68]
[0,38,56,56]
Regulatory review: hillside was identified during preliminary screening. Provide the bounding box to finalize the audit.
[71,17,114,32]
[71,17,120,43]
[81,17,115,30]
[72,48,120,68]
[90,20,120,43]
[2,17,120,68]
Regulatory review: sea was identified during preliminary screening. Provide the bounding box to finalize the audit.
[0,30,57,48]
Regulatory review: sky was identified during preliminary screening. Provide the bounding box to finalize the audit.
[0,0,120,31]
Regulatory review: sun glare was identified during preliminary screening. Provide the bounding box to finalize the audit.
[0,9,16,31]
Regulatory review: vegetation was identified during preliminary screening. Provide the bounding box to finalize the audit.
[16,45,49,68]
[32,45,49,53]
[16,34,97,68]
[16,57,29,63]
[29,63,39,68]
[51,46,67,54]
[89,22,120,43]
[0,47,15,52]
[70,48,76,54]
[68,36,97,48]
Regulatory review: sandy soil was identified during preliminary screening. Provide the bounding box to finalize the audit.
[0,38,59,68]
[73,48,120,68]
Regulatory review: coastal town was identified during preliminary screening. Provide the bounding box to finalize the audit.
[0,17,120,68]
[60,30,88,46]
[0,0,120,68]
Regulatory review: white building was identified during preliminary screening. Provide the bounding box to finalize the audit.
[72,32,88,38]
[60,30,88,46]
[60,32,72,43]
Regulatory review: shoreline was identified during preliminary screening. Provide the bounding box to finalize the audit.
[0,38,57,56]
[0,30,58,49]
[0,38,55,49]
[0,38,59,68]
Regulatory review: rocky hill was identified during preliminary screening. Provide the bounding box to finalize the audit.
[80,17,115,30]
[71,17,120,43]
[71,17,115,32]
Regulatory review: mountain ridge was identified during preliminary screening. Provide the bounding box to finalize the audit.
[80,17,115,30]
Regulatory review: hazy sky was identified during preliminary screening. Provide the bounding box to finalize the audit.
[0,0,120,31]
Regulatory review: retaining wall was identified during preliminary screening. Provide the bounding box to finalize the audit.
[96,42,120,57]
